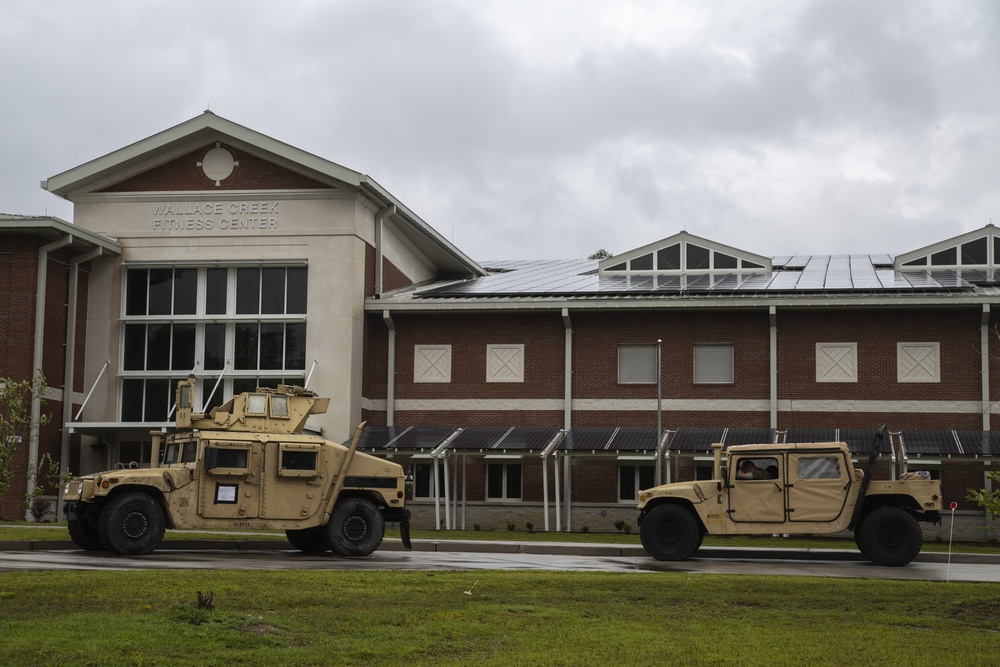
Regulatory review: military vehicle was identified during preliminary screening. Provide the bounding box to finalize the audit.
[637,428,942,566]
[63,377,411,556]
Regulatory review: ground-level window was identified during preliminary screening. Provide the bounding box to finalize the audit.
[412,462,446,499]
[619,464,655,501]
[487,463,522,500]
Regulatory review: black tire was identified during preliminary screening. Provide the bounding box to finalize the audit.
[67,505,104,551]
[97,492,165,555]
[640,504,703,561]
[327,497,385,557]
[286,527,332,553]
[856,506,922,566]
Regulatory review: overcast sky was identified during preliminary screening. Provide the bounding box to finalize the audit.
[2,0,998,261]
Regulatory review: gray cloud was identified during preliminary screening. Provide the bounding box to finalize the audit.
[2,0,998,260]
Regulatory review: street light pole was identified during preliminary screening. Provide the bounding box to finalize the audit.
[656,338,663,485]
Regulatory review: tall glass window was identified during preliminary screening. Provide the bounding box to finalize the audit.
[120,265,308,422]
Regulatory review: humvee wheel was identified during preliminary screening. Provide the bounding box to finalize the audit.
[328,497,385,557]
[640,504,702,561]
[98,492,165,555]
[68,505,104,551]
[856,506,922,566]
[286,527,332,553]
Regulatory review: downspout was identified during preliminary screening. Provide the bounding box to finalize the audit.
[27,234,73,512]
[374,206,395,298]
[981,304,990,431]
[562,308,572,428]
[383,310,396,426]
[769,306,778,429]
[57,246,102,520]
[982,304,992,517]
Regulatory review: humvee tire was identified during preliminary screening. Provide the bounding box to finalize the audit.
[286,526,332,553]
[856,506,922,566]
[328,497,385,557]
[640,504,703,561]
[98,492,165,555]
[67,504,104,551]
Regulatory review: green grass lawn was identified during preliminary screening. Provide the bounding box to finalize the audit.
[0,570,996,666]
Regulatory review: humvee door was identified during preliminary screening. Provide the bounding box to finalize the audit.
[728,455,784,522]
[786,451,852,522]
[199,441,263,519]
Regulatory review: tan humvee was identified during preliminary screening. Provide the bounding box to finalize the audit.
[637,430,942,566]
[64,377,411,556]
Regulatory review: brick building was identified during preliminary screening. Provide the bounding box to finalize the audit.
[0,113,996,537]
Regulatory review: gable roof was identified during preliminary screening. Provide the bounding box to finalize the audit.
[41,111,485,277]
[597,230,772,273]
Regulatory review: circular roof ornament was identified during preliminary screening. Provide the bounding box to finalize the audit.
[199,143,238,186]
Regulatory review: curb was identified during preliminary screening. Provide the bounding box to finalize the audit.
[1,538,997,564]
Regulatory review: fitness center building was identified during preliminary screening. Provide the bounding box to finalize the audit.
[2,112,998,536]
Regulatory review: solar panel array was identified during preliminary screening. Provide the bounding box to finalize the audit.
[416,256,994,299]
[357,424,996,458]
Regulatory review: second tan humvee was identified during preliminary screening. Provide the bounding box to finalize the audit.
[637,431,942,566]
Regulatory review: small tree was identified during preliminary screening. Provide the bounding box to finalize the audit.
[0,375,49,508]
[966,470,1000,541]
[588,249,614,260]
[23,452,70,521]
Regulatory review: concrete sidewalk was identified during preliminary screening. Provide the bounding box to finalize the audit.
[1,536,997,564]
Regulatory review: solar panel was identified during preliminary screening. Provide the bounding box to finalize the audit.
[358,426,409,450]
[900,429,961,455]
[954,431,1000,456]
[839,428,883,454]
[607,428,659,452]
[390,426,458,451]
[668,427,726,451]
[359,425,458,451]
[562,427,617,451]
[449,426,512,450]
[724,428,775,446]
[491,427,560,451]
[784,428,837,444]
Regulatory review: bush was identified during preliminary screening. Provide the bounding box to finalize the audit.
[506,523,516,531]
[28,497,51,522]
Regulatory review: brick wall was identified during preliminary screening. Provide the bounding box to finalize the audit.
[100,143,328,192]
[0,237,89,518]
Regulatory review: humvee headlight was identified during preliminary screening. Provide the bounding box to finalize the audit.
[638,493,648,502]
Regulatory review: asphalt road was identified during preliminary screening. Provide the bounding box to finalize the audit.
[1,545,998,582]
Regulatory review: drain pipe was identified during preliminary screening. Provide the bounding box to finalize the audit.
[27,234,73,513]
[383,310,396,426]
[57,246,102,519]
[562,308,572,428]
